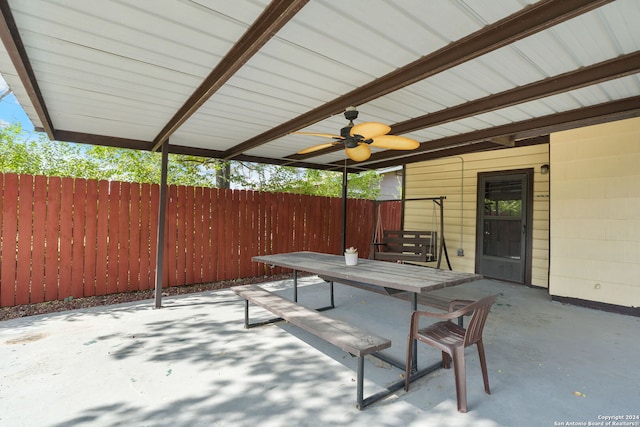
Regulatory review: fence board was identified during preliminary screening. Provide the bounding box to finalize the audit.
[276,192,288,255]
[118,182,130,292]
[59,177,74,300]
[209,188,218,281]
[227,190,236,279]
[193,186,204,283]
[107,181,120,295]
[176,185,187,286]
[149,184,159,288]
[139,183,152,290]
[71,179,86,298]
[95,180,110,296]
[202,187,214,282]
[185,185,195,285]
[31,175,47,303]
[246,191,256,277]
[293,193,302,252]
[253,191,263,275]
[239,190,251,278]
[314,195,325,251]
[129,183,141,291]
[236,191,245,278]
[162,185,170,286]
[220,189,230,280]
[83,179,98,297]
[45,177,61,301]
[1,173,18,307]
[16,175,33,305]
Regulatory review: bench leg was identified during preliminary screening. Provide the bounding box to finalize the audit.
[243,299,283,329]
[311,280,335,312]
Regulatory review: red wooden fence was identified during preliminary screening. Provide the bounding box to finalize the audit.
[0,173,401,307]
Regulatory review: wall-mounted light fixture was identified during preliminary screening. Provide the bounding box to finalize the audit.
[541,164,550,175]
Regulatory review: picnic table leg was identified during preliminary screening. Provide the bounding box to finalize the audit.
[330,281,335,308]
[356,356,364,409]
[293,270,298,302]
[244,299,249,329]
[411,292,418,372]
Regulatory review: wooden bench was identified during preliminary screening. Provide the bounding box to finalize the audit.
[232,284,392,409]
[372,230,437,263]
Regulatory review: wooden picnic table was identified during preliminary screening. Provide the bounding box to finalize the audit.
[247,251,483,409]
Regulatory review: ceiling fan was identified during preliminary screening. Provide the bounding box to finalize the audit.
[294,106,420,162]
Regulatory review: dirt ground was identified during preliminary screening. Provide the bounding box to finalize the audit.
[0,273,296,321]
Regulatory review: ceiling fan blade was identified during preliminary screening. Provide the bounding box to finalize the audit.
[345,144,371,162]
[350,122,391,139]
[297,142,338,154]
[369,135,420,150]
[293,131,342,139]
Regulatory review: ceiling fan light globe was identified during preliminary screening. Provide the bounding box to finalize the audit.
[344,107,359,121]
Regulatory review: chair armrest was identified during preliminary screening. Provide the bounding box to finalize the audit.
[412,309,465,321]
[409,308,470,335]
[410,301,476,327]
[448,299,474,312]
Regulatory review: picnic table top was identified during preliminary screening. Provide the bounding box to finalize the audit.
[253,251,482,294]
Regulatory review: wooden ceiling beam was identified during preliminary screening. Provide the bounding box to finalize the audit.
[151,0,309,152]
[353,96,640,169]
[390,51,640,135]
[0,1,54,139]
[224,0,612,160]
[52,130,154,151]
[293,51,639,162]
[293,50,640,161]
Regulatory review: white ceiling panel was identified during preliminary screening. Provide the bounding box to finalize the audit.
[0,0,638,170]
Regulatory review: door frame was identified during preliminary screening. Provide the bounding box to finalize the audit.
[475,168,534,285]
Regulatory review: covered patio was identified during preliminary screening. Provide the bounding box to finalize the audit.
[2,277,638,426]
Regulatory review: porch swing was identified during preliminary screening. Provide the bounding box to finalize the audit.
[371,196,452,270]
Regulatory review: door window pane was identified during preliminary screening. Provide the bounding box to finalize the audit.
[482,179,522,259]
[483,180,522,218]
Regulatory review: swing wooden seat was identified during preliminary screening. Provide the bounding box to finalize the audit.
[372,230,437,263]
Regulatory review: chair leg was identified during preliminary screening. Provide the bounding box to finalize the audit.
[404,335,414,391]
[441,351,451,369]
[477,339,491,394]
[452,348,467,413]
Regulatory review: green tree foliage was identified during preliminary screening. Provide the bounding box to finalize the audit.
[0,124,381,199]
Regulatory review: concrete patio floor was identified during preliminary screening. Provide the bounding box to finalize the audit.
[1,277,639,427]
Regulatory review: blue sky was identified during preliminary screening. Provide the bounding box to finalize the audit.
[0,74,35,131]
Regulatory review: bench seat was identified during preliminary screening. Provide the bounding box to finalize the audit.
[232,284,391,357]
[232,284,392,409]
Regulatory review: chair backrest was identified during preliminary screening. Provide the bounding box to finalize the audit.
[463,294,498,347]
